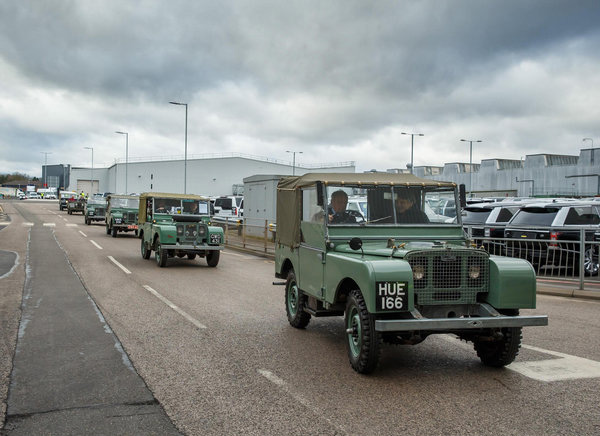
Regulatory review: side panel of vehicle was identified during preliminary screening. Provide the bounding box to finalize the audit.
[155,225,177,245]
[484,256,537,309]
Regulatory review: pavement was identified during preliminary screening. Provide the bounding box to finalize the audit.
[0,202,181,435]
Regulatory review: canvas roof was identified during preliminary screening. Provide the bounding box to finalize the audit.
[277,172,455,190]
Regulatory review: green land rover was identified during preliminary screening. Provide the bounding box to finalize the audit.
[106,194,139,237]
[275,173,548,374]
[138,192,224,268]
[84,197,107,225]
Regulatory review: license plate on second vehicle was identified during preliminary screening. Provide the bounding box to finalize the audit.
[127,225,138,230]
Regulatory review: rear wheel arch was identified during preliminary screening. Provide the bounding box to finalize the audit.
[279,258,294,279]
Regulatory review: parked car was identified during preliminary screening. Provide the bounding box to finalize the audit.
[105,195,139,237]
[504,202,600,275]
[84,197,107,225]
[275,173,547,374]
[213,196,243,220]
[138,192,224,267]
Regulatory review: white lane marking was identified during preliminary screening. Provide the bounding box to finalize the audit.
[90,240,103,250]
[79,231,87,237]
[441,335,600,382]
[508,345,600,382]
[143,285,206,329]
[22,222,34,227]
[108,256,131,274]
[258,369,349,435]
[43,222,56,227]
[66,223,78,227]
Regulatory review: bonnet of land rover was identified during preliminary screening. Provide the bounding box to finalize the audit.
[274,173,547,374]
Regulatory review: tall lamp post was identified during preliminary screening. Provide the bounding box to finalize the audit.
[83,146,94,195]
[169,101,188,194]
[401,132,424,174]
[115,131,128,194]
[460,139,482,197]
[286,150,303,176]
[40,151,52,188]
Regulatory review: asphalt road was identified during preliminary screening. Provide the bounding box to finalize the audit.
[1,200,599,435]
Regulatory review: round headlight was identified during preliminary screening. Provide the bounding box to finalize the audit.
[469,265,481,279]
[413,265,425,281]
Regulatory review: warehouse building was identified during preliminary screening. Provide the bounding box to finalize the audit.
[61,153,355,196]
[412,147,600,198]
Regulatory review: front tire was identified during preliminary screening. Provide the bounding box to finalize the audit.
[187,253,197,260]
[206,250,220,267]
[155,241,167,267]
[285,270,311,329]
[141,238,151,260]
[111,225,118,238]
[345,289,381,374]
[474,311,522,367]
[106,224,111,235]
[85,216,90,225]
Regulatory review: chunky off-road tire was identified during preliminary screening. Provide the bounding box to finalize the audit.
[106,224,111,235]
[155,241,168,267]
[68,209,72,215]
[345,289,381,374]
[474,310,522,367]
[187,253,197,260]
[206,250,220,267]
[285,270,311,329]
[141,238,151,260]
[111,225,118,238]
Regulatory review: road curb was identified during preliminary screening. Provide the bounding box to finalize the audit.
[537,286,600,300]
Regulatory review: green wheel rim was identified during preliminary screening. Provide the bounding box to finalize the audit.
[287,282,299,317]
[347,306,361,357]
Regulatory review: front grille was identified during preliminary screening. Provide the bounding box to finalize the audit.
[177,223,207,242]
[95,207,105,217]
[405,249,489,305]
[126,212,137,223]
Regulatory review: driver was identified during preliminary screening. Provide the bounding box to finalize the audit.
[328,190,357,224]
[155,200,167,213]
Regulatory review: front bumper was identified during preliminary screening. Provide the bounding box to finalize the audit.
[165,243,223,251]
[375,315,548,332]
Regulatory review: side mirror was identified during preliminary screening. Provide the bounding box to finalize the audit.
[459,184,466,208]
[349,237,363,251]
[316,181,324,207]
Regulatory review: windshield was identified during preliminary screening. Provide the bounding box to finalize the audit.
[323,185,458,226]
[87,199,106,206]
[112,198,139,208]
[154,198,210,215]
[510,208,559,226]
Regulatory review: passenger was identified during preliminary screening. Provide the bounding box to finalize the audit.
[328,190,357,224]
[395,191,429,224]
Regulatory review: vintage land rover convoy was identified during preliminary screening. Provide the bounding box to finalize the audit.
[138,192,224,268]
[274,173,548,374]
[106,194,139,237]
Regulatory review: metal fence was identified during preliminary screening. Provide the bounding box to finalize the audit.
[465,226,598,290]
[213,217,276,257]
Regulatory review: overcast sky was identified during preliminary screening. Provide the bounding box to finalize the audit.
[1,0,599,177]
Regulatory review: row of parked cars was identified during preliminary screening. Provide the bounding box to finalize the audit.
[462,198,600,276]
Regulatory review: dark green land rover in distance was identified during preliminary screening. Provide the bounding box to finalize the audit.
[275,173,548,374]
[138,192,224,268]
[106,194,140,237]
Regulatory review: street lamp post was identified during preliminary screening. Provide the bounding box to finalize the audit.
[401,132,424,174]
[460,139,482,197]
[286,150,303,176]
[115,131,129,194]
[169,101,188,194]
[84,146,94,195]
[40,151,52,188]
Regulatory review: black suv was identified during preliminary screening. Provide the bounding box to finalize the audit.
[504,201,600,275]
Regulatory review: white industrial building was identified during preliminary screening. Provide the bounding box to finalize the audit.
[66,153,355,196]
